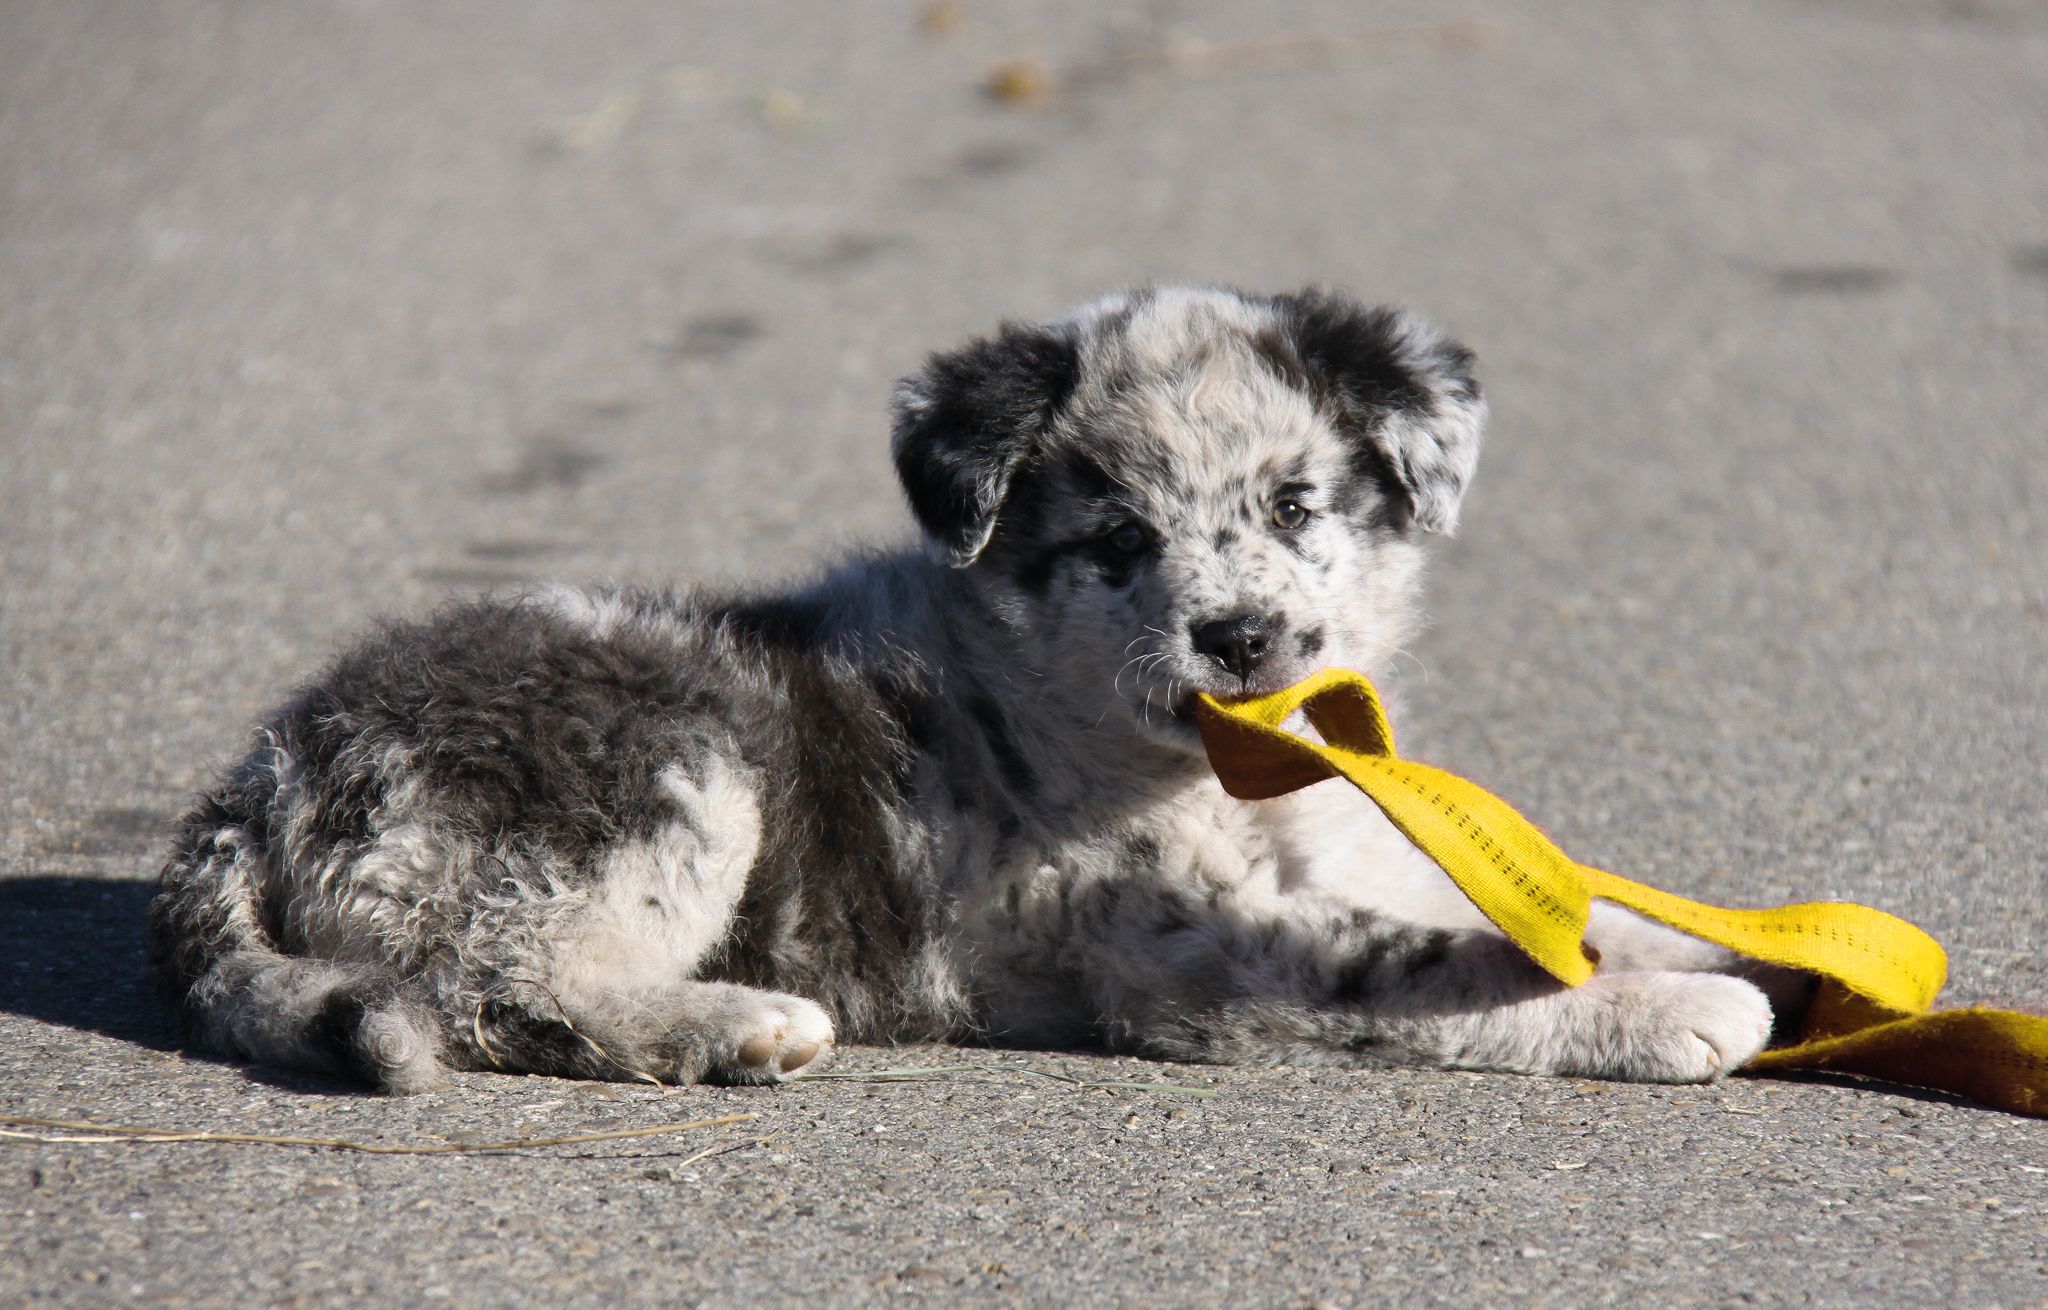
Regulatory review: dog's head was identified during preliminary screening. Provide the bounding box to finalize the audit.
[892,286,1483,751]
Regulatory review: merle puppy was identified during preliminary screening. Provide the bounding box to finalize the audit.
[151,287,1787,1093]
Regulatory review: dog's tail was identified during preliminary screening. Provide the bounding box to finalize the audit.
[148,753,450,1093]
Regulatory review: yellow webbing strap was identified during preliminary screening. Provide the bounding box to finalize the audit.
[1193,668,2048,1116]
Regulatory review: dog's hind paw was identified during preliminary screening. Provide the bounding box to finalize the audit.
[706,992,836,1084]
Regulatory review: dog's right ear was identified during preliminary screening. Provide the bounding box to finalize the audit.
[891,322,1081,567]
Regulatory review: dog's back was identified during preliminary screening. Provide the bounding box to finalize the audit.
[150,585,962,1089]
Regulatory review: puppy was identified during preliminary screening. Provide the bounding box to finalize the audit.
[150,287,1782,1093]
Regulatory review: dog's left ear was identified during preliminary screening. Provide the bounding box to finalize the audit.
[891,321,1081,566]
[1265,290,1485,534]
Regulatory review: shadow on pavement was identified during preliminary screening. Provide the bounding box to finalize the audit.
[1751,1068,2005,1115]
[0,875,177,1050]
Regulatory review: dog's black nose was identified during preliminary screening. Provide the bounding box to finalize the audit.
[1191,614,1274,681]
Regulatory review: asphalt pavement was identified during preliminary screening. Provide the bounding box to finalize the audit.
[3,2,2044,1306]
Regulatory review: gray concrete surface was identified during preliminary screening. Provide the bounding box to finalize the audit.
[3,1,2045,1306]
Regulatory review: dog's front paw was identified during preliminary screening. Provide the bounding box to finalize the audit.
[1564,971,1773,1084]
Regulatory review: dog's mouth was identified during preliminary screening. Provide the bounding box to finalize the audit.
[1127,645,1314,746]
[1146,676,1281,739]
[1126,687,1202,743]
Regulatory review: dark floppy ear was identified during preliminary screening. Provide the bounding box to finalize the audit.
[891,321,1081,566]
[1265,290,1485,534]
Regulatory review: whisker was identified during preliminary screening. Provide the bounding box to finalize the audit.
[1114,651,1151,701]
[1388,645,1431,684]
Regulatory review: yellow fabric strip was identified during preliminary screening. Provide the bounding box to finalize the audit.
[1193,668,2048,1117]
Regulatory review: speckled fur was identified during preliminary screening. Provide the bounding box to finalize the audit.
[150,287,1789,1092]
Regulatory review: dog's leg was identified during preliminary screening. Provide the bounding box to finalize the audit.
[1061,882,1774,1083]
[1288,786,1818,1042]
[453,752,837,1084]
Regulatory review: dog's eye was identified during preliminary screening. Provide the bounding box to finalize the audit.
[1272,499,1312,530]
[1104,521,1148,553]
